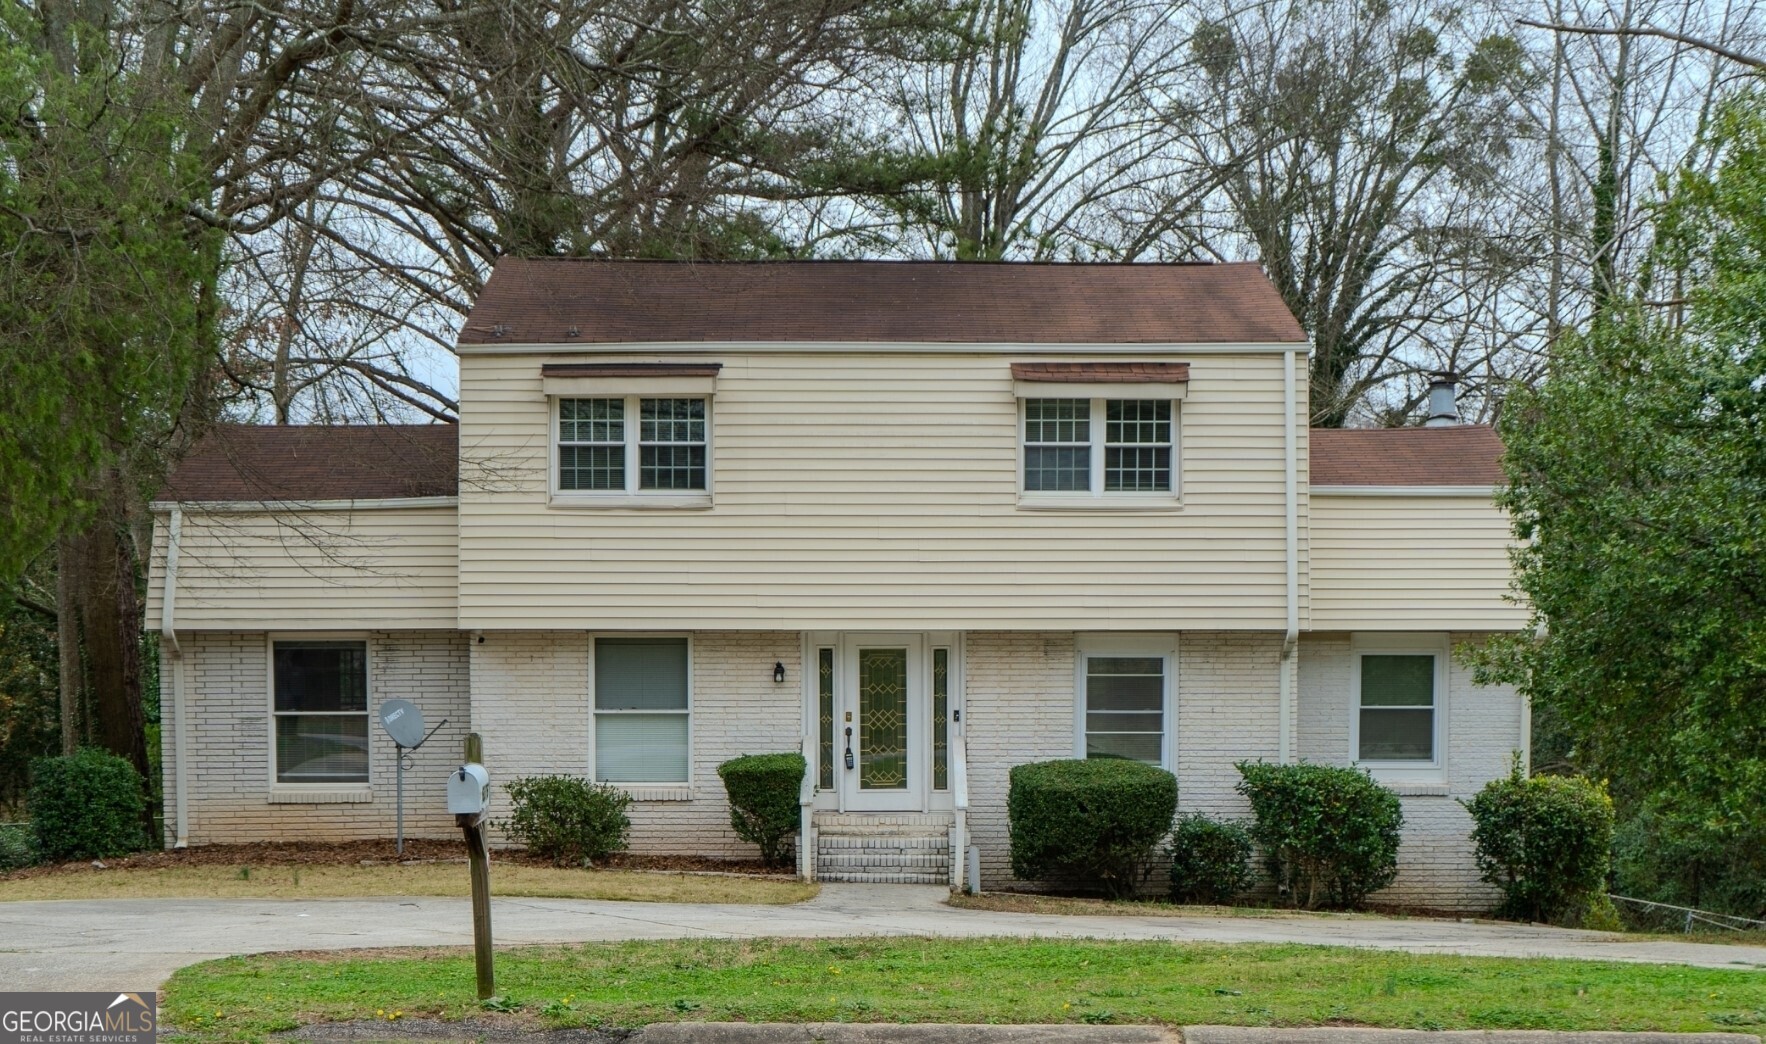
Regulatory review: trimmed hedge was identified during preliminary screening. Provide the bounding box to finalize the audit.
[497,775,631,866]
[1008,758,1177,898]
[1168,813,1255,905]
[27,749,147,863]
[1235,761,1402,909]
[1464,760,1613,924]
[0,823,34,871]
[718,753,806,869]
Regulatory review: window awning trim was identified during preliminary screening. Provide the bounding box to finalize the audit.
[1014,380,1188,400]
[1011,361,1189,400]
[541,362,720,398]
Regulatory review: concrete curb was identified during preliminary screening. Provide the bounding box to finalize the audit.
[1182,1030,1762,1044]
[277,1023,1762,1044]
[630,1025,1178,1042]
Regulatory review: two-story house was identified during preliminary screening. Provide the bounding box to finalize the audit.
[145,260,1526,908]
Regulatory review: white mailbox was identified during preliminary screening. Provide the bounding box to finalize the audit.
[448,762,491,815]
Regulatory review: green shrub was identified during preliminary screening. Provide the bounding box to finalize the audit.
[1464,760,1614,924]
[0,823,34,871]
[27,749,147,863]
[717,753,806,869]
[1167,814,1255,905]
[497,775,631,866]
[1235,761,1402,909]
[1008,758,1177,898]
[1562,891,1625,932]
[1611,801,1766,925]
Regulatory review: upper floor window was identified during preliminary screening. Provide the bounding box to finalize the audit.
[1023,398,1175,499]
[556,396,709,503]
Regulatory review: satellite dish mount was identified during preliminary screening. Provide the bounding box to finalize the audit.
[378,699,448,857]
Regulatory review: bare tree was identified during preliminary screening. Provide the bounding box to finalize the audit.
[1163,0,1537,425]
[1502,0,1762,337]
[10,0,480,772]
[869,0,1217,259]
[275,0,939,346]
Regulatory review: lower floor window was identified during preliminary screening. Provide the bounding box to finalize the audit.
[272,640,369,784]
[1081,647,1168,766]
[1357,651,1437,763]
[594,636,691,783]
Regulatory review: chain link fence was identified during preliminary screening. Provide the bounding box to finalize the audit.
[1610,894,1766,934]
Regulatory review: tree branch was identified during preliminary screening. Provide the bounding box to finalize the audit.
[1516,19,1765,70]
[10,594,59,623]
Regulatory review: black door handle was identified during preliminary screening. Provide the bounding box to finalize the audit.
[844,726,855,770]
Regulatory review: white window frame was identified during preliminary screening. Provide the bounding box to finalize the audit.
[1073,634,1178,769]
[1349,632,1448,781]
[588,633,695,794]
[266,633,373,796]
[1019,397,1180,509]
[550,395,713,509]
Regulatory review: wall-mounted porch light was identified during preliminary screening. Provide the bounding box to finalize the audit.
[773,661,786,684]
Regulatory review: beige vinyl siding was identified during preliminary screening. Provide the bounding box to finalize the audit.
[146,506,457,630]
[458,351,1308,630]
[1309,494,1525,630]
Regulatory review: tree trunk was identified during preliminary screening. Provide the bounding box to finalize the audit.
[55,540,83,755]
[61,480,149,779]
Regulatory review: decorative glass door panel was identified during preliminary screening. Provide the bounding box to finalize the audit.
[858,649,909,790]
[839,636,925,811]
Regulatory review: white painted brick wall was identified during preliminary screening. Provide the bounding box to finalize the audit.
[164,627,1518,908]
[160,631,471,845]
[471,631,802,859]
[964,632,1077,887]
[1175,632,1286,819]
[964,631,1287,890]
[1298,632,1524,910]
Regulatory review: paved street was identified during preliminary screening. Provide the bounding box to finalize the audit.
[1,883,1761,992]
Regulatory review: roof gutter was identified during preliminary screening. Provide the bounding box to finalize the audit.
[161,507,189,848]
[148,495,457,514]
[456,339,1312,357]
[1280,351,1300,764]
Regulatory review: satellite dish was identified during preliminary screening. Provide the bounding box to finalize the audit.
[378,699,426,748]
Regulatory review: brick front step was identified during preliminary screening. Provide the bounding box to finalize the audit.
[815,871,949,885]
[817,851,948,870]
[817,835,949,851]
[812,812,955,833]
[813,811,954,884]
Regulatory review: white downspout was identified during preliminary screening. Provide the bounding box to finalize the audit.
[1280,351,1300,764]
[161,507,190,848]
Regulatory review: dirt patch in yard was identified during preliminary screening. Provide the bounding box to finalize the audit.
[949,890,1489,924]
[274,1017,626,1042]
[0,839,781,881]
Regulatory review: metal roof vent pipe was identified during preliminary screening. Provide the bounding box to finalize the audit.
[1425,371,1460,427]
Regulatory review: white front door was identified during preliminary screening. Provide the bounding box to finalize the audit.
[838,634,926,811]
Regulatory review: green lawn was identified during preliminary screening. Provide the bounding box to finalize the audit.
[164,937,1766,1041]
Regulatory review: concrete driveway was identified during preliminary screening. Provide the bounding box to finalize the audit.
[1,884,1761,992]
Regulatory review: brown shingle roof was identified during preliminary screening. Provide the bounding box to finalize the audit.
[1011,362,1190,382]
[458,260,1306,346]
[158,425,458,502]
[1310,426,1505,487]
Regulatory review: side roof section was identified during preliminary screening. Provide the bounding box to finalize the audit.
[1310,426,1504,488]
[156,424,457,503]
